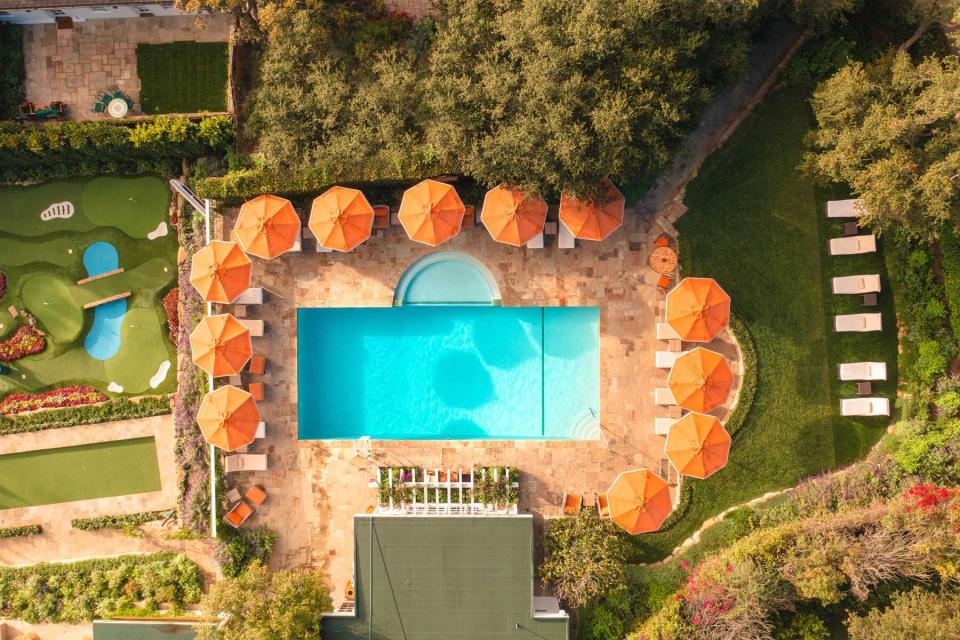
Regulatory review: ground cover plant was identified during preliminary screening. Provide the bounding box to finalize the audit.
[0,175,178,401]
[0,437,161,509]
[0,24,24,120]
[137,42,229,114]
[0,395,171,436]
[72,510,171,531]
[0,552,202,622]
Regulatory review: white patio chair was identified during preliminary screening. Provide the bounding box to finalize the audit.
[834,313,882,332]
[832,275,881,295]
[841,397,890,416]
[838,362,887,381]
[830,235,876,255]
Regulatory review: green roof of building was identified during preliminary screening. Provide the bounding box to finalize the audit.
[93,620,200,640]
[323,515,569,640]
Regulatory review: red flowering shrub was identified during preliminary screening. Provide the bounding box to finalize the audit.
[902,483,956,511]
[162,287,179,341]
[0,271,6,299]
[0,385,108,414]
[0,325,46,361]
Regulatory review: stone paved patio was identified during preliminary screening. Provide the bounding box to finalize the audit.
[214,203,742,604]
[21,14,232,119]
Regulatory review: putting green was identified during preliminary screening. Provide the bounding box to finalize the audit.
[0,437,161,509]
[21,274,84,342]
[0,236,79,268]
[77,257,175,305]
[0,179,91,237]
[104,307,173,393]
[82,176,171,238]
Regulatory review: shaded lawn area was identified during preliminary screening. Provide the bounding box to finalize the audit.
[136,42,228,114]
[631,86,897,562]
[0,437,161,509]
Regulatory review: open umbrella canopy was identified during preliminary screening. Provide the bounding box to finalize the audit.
[606,469,672,535]
[190,313,252,377]
[559,178,624,241]
[666,277,730,342]
[480,184,548,246]
[189,240,252,303]
[235,194,301,259]
[665,412,731,480]
[398,179,465,246]
[196,385,260,452]
[309,186,374,252]
[667,347,734,413]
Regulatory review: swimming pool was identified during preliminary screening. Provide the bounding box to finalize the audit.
[297,306,600,440]
[83,241,125,360]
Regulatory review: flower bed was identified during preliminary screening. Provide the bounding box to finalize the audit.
[377,465,520,514]
[0,395,171,436]
[0,385,108,414]
[72,510,171,531]
[0,271,6,300]
[0,324,45,362]
[162,287,179,341]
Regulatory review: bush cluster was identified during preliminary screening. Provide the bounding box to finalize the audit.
[72,510,171,531]
[214,525,276,578]
[0,524,42,538]
[0,271,6,300]
[0,324,45,362]
[0,552,203,623]
[0,385,108,414]
[0,24,24,120]
[0,115,234,183]
[161,287,179,342]
[0,395,171,436]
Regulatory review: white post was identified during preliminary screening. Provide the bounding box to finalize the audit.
[204,198,218,539]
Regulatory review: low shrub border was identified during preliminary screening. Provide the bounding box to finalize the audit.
[0,524,42,538]
[0,395,171,435]
[72,510,171,531]
[0,385,108,414]
[0,552,203,623]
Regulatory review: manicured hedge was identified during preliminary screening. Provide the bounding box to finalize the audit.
[0,115,234,183]
[939,229,960,341]
[72,510,171,531]
[0,524,42,538]
[0,395,172,436]
[0,552,203,623]
[0,24,25,120]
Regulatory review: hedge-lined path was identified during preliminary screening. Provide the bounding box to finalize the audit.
[0,415,176,527]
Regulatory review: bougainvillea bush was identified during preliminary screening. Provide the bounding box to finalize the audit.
[0,325,45,361]
[0,385,107,414]
[162,287,179,341]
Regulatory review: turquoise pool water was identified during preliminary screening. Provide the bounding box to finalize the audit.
[297,306,600,439]
[83,241,125,360]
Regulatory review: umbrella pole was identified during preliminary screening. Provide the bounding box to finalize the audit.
[203,198,219,539]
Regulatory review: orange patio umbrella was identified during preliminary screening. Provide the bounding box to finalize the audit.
[190,313,252,378]
[189,240,252,303]
[606,469,672,535]
[667,347,734,413]
[559,178,624,241]
[397,179,465,246]
[666,277,730,342]
[480,184,548,246]
[665,412,731,480]
[235,194,301,259]
[196,385,260,452]
[308,186,374,252]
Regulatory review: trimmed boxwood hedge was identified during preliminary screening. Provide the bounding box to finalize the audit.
[0,395,172,436]
[72,510,171,531]
[0,524,42,538]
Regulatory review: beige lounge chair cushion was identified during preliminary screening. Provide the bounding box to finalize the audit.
[839,362,887,381]
[841,397,890,416]
[654,388,676,405]
[830,235,877,255]
[827,199,867,218]
[654,418,674,435]
[834,313,882,332]
[832,274,881,294]
[656,322,681,340]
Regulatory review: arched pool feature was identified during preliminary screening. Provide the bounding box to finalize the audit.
[393,252,501,306]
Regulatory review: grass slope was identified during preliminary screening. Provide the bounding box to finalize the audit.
[0,437,161,509]
[632,87,896,561]
[136,42,228,114]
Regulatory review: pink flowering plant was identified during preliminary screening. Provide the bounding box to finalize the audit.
[0,325,46,362]
[0,385,108,414]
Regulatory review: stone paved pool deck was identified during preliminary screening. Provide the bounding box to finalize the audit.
[215,205,742,604]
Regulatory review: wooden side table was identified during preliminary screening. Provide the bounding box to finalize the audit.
[857,381,872,396]
[862,293,878,307]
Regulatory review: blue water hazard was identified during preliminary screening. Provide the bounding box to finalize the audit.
[82,241,125,360]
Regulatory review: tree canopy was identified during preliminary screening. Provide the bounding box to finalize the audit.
[805,51,960,241]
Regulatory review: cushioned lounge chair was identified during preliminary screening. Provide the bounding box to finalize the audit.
[834,313,882,332]
[656,323,681,340]
[655,387,676,406]
[245,485,268,507]
[562,493,582,515]
[841,397,890,416]
[597,493,609,518]
[558,224,575,249]
[838,362,887,381]
[826,199,867,218]
[830,235,876,255]
[224,500,254,527]
[239,319,264,337]
[655,417,674,435]
[225,454,268,473]
[832,275,881,295]
[234,288,264,305]
[656,351,689,368]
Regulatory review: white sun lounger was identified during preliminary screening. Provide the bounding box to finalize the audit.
[654,418,674,435]
[834,313,882,332]
[255,421,266,439]
[656,351,690,368]
[224,453,269,473]
[239,318,265,337]
[832,275,881,294]
[841,397,890,417]
[526,232,545,249]
[656,323,681,340]
[303,226,333,252]
[838,362,887,381]
[655,387,676,405]
[558,224,575,249]
[289,228,303,253]
[827,199,867,218]
[233,288,264,305]
[830,235,876,255]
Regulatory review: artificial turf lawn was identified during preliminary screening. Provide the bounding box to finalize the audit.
[0,437,161,509]
[630,86,898,562]
[0,175,177,398]
[136,42,228,115]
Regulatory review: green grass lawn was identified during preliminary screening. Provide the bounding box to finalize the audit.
[136,42,228,114]
[0,437,161,509]
[0,175,177,399]
[630,86,897,562]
